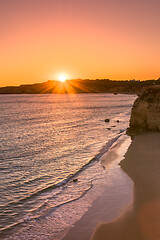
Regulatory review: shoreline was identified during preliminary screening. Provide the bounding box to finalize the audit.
[1,134,132,240]
[0,93,136,239]
[92,132,160,240]
[63,131,160,240]
[63,134,133,240]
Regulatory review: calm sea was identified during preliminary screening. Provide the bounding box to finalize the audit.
[0,93,136,239]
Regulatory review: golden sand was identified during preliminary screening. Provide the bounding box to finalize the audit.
[92,132,160,240]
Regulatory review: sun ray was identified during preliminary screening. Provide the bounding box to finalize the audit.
[41,79,96,94]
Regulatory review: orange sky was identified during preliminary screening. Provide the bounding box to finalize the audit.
[0,0,160,87]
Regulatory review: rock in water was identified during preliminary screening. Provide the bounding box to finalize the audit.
[127,86,160,136]
[73,179,78,182]
[105,118,110,122]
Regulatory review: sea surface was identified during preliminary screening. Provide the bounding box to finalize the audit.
[0,93,136,239]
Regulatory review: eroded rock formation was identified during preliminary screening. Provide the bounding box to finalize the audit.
[127,86,160,136]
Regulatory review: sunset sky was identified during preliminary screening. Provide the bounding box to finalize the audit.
[1,0,160,87]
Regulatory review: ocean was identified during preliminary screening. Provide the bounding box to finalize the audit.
[0,93,136,239]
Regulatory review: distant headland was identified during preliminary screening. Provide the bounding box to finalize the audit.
[0,78,160,94]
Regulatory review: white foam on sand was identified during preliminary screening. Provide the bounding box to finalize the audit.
[2,134,133,240]
[63,134,133,240]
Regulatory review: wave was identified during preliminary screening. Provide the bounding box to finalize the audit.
[0,132,124,235]
[0,183,94,236]
[3,133,123,208]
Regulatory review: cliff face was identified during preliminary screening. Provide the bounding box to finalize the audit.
[127,86,160,135]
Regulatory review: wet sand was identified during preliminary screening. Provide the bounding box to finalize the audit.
[92,132,160,240]
[63,132,160,240]
[63,136,133,240]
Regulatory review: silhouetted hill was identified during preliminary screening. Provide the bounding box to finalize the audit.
[0,79,160,94]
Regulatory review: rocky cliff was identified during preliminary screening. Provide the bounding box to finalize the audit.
[127,86,160,136]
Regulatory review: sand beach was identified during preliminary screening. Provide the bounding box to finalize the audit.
[63,132,160,240]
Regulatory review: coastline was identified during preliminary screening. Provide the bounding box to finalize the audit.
[1,87,159,239]
[0,94,135,240]
[63,134,133,240]
[63,131,160,240]
[0,134,133,240]
[92,132,160,240]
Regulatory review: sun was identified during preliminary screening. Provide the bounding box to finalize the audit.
[58,74,67,82]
